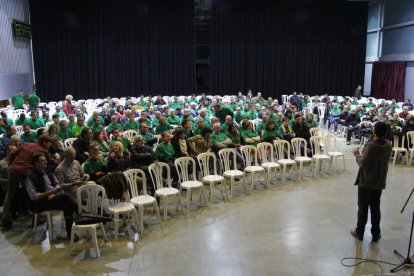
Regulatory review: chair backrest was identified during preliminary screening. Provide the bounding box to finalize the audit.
[392,130,405,148]
[407,131,414,150]
[148,162,172,190]
[123,130,137,142]
[64,138,77,149]
[323,134,337,153]
[240,145,259,167]
[310,136,324,155]
[291,138,307,158]
[310,127,322,137]
[124,169,147,198]
[273,140,291,160]
[257,142,276,163]
[175,157,197,183]
[15,125,23,134]
[218,148,237,172]
[197,152,219,177]
[77,183,108,215]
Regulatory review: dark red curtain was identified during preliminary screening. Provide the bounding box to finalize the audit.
[371,61,406,101]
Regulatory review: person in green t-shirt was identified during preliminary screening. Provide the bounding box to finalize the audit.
[233,107,244,124]
[241,121,261,146]
[0,112,14,127]
[193,117,205,136]
[262,120,280,142]
[83,143,107,182]
[166,110,181,126]
[211,123,232,152]
[225,122,241,147]
[110,128,130,150]
[68,114,76,130]
[57,120,73,141]
[139,123,157,146]
[213,104,233,124]
[106,115,123,134]
[155,131,175,162]
[20,124,37,142]
[10,91,24,109]
[256,114,267,136]
[155,116,171,134]
[72,116,87,137]
[15,113,28,126]
[123,113,139,131]
[27,111,45,129]
[28,92,40,111]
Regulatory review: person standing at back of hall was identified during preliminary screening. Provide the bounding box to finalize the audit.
[350,121,392,243]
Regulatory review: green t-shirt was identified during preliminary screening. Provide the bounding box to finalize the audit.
[90,124,104,134]
[106,123,123,134]
[11,93,24,109]
[28,93,40,107]
[246,111,258,120]
[155,123,171,134]
[262,129,279,142]
[242,130,260,146]
[139,131,154,143]
[83,157,106,176]
[15,117,28,126]
[87,115,104,127]
[215,107,234,124]
[123,120,139,131]
[155,142,175,160]
[226,131,241,144]
[167,115,181,126]
[72,124,87,137]
[110,137,130,150]
[256,121,266,134]
[20,131,37,142]
[211,132,229,149]
[27,118,44,129]
[57,129,73,141]
[233,112,243,123]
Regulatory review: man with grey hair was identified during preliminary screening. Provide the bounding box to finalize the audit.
[211,123,232,152]
[55,147,89,201]
[130,134,156,173]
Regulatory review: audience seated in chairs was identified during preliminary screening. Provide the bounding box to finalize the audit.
[130,134,156,172]
[171,127,194,158]
[83,143,108,182]
[211,123,232,153]
[345,109,362,145]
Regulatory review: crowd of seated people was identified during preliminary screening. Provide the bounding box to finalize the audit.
[0,90,413,238]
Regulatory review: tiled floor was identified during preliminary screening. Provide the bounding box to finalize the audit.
[1,138,414,275]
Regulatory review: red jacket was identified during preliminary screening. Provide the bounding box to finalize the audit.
[62,99,74,115]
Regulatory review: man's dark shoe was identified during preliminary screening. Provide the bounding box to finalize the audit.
[0,218,13,231]
[372,234,381,243]
[351,229,363,240]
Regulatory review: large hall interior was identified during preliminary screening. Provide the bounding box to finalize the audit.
[1,0,414,275]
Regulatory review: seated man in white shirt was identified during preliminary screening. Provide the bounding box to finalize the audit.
[54,147,89,201]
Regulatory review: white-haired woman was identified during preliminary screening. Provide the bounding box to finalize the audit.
[63,94,74,116]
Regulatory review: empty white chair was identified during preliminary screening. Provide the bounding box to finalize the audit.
[310,127,323,137]
[407,131,414,166]
[219,148,245,197]
[107,195,140,240]
[175,157,207,209]
[240,145,265,191]
[124,169,161,232]
[310,136,330,175]
[123,129,137,142]
[64,138,77,149]
[197,152,227,204]
[291,138,312,180]
[324,134,345,172]
[257,142,280,187]
[148,162,182,220]
[71,184,108,258]
[391,128,407,165]
[273,140,296,182]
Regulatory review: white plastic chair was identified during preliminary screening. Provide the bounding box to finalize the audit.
[124,169,161,232]
[310,136,330,175]
[407,131,414,166]
[324,134,345,172]
[391,128,407,165]
[256,142,280,187]
[123,129,137,142]
[291,138,312,180]
[15,125,23,135]
[218,148,245,197]
[64,138,77,149]
[107,195,140,240]
[240,145,265,191]
[148,162,182,220]
[310,127,323,137]
[33,210,62,241]
[197,152,227,204]
[175,157,207,209]
[71,184,108,258]
[273,140,296,182]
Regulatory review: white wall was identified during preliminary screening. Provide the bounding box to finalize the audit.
[0,0,33,99]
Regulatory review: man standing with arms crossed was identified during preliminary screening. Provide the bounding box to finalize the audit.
[351,121,392,242]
